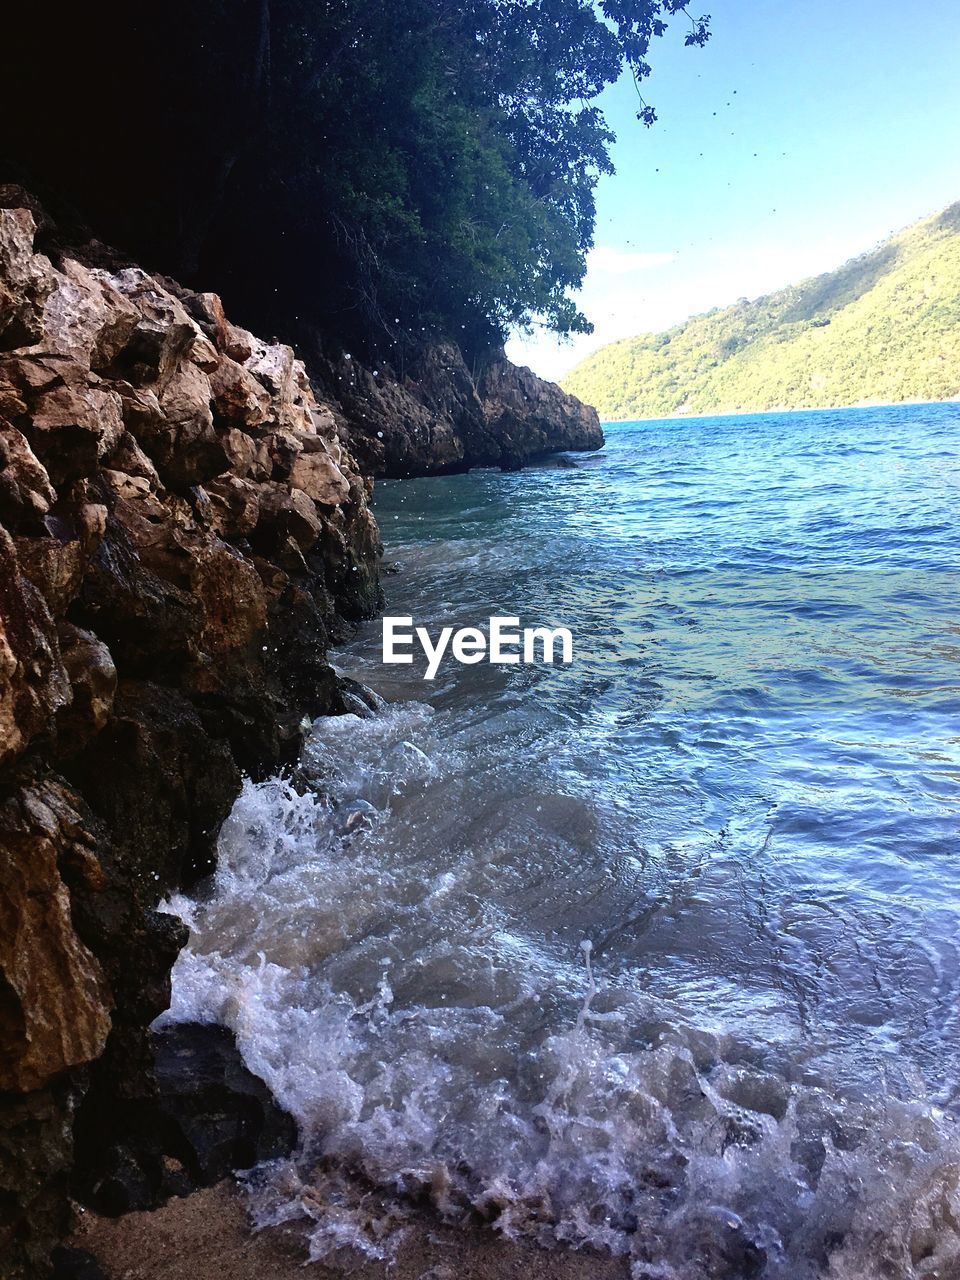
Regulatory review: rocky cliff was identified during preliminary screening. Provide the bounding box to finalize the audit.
[0,190,381,1278]
[315,342,604,477]
[0,189,602,1278]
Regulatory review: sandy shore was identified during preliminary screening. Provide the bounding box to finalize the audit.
[71,1181,631,1280]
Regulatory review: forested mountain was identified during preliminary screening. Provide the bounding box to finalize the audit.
[563,202,960,419]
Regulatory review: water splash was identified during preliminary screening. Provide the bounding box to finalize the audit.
[159,701,960,1278]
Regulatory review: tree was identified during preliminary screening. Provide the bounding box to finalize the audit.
[1,0,710,361]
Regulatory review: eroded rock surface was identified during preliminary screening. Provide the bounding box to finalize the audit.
[314,341,604,477]
[0,192,381,1278]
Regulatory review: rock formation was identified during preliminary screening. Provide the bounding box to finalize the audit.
[315,342,604,477]
[0,190,381,1278]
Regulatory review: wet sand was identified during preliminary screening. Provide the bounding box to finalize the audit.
[71,1181,631,1280]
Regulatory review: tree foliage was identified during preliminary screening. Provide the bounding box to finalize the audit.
[2,0,709,360]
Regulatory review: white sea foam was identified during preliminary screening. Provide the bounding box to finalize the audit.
[158,701,960,1278]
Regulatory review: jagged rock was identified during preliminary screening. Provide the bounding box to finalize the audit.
[28,383,125,487]
[478,354,604,464]
[104,430,160,486]
[152,362,229,490]
[0,528,69,768]
[255,483,323,551]
[288,448,351,506]
[107,268,201,384]
[209,356,270,429]
[183,291,255,364]
[313,339,603,477]
[38,259,140,372]
[0,773,113,1093]
[55,624,117,755]
[0,208,53,349]
[204,475,260,540]
[0,192,382,1278]
[14,535,84,618]
[0,420,56,530]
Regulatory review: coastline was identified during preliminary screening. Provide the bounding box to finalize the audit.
[70,1180,631,1280]
[587,394,960,425]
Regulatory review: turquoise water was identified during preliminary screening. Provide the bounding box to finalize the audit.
[166,403,960,1277]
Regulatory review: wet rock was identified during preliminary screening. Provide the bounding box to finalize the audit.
[0,527,69,768]
[0,1080,76,1280]
[76,1023,297,1217]
[0,191,382,1275]
[0,773,113,1093]
[675,1206,767,1279]
[152,1024,297,1189]
[334,675,386,719]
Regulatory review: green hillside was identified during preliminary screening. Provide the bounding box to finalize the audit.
[562,203,960,420]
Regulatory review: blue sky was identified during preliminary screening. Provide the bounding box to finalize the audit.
[507,0,960,380]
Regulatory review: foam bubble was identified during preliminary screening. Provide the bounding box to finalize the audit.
[158,704,960,1277]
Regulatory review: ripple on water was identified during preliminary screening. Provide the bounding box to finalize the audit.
[161,403,960,1277]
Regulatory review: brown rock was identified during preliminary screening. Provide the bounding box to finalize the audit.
[288,450,350,506]
[119,367,227,491]
[0,529,69,768]
[0,208,53,348]
[105,431,161,487]
[0,420,56,531]
[0,194,384,1275]
[312,341,603,476]
[255,484,323,551]
[28,383,125,487]
[477,356,604,467]
[13,535,83,619]
[102,469,153,503]
[0,774,113,1093]
[183,291,255,364]
[209,357,270,429]
[186,331,219,373]
[74,501,108,559]
[55,622,117,754]
[219,426,258,478]
[108,268,201,384]
[38,258,140,372]
[262,428,303,479]
[154,362,228,488]
[205,476,260,541]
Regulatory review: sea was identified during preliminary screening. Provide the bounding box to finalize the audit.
[160,402,960,1278]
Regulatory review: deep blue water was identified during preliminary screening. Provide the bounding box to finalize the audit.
[167,402,960,1277]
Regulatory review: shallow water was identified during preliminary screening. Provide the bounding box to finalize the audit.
[162,403,960,1278]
